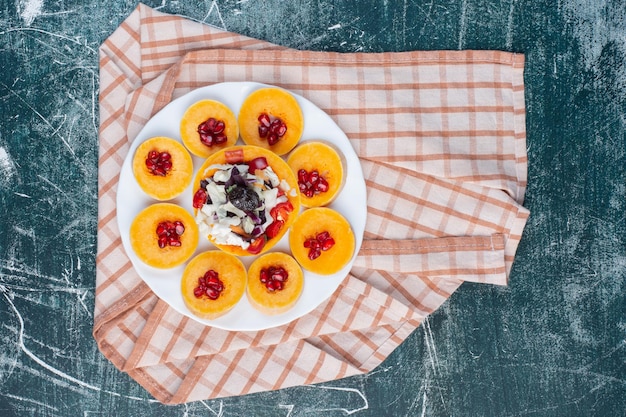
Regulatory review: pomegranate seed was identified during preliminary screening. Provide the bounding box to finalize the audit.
[260,265,288,291]
[270,119,282,133]
[316,231,330,242]
[304,230,334,260]
[145,150,173,177]
[321,237,335,251]
[258,113,271,127]
[213,121,225,134]
[276,122,287,137]
[215,133,227,144]
[206,287,219,299]
[193,188,208,209]
[316,177,329,192]
[297,168,330,198]
[156,220,186,249]
[197,117,228,147]
[298,169,308,183]
[272,271,285,282]
[257,113,287,145]
[207,275,220,287]
[193,270,225,300]
[267,133,279,145]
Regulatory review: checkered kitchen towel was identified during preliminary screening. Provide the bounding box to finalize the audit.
[95,3,529,403]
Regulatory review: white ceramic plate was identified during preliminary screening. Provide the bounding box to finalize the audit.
[117,82,366,331]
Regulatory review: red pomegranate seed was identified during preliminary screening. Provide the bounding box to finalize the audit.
[145,150,173,176]
[267,133,279,145]
[257,113,287,145]
[276,122,287,137]
[304,230,334,260]
[321,237,335,251]
[297,169,308,184]
[205,287,219,300]
[213,121,225,134]
[197,117,228,147]
[193,270,225,300]
[269,119,282,133]
[258,113,271,127]
[315,177,329,192]
[156,220,185,249]
[260,265,288,291]
[316,231,330,242]
[297,168,330,198]
[260,269,269,283]
[214,133,227,144]
[193,188,208,209]
[308,248,321,260]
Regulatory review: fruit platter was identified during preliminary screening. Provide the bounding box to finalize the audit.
[117,82,366,331]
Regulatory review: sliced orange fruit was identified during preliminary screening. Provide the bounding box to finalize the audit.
[238,87,303,156]
[132,136,193,201]
[289,207,355,275]
[287,140,346,207]
[180,99,238,158]
[247,252,304,315]
[181,251,247,320]
[129,203,199,269]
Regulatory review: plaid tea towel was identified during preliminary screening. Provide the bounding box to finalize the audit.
[95,3,529,403]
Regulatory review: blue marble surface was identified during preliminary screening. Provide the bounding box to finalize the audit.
[0,0,624,416]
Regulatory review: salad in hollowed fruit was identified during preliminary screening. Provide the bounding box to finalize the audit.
[192,146,301,256]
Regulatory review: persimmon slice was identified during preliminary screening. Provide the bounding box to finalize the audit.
[181,251,247,319]
[132,137,193,201]
[238,87,303,156]
[180,99,238,158]
[287,141,346,207]
[289,207,355,275]
[247,252,304,315]
[130,203,199,269]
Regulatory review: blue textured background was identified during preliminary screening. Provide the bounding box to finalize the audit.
[0,1,624,415]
